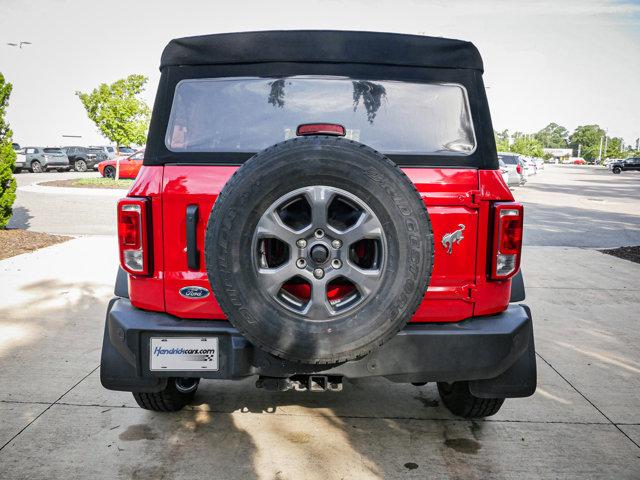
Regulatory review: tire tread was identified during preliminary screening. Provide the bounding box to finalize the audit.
[437,381,504,418]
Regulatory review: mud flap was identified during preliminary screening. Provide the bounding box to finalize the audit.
[100,299,166,393]
[510,270,525,302]
[469,305,536,398]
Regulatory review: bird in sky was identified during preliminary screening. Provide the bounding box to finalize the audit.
[6,41,32,49]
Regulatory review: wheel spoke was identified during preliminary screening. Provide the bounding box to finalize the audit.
[305,186,334,228]
[256,261,298,297]
[342,261,382,296]
[341,212,383,246]
[304,280,333,318]
[256,210,301,247]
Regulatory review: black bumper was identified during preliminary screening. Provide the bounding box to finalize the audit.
[101,298,536,398]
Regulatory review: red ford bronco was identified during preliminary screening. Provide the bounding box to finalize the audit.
[101,31,536,417]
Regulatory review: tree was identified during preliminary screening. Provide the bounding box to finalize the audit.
[76,74,150,179]
[76,74,150,146]
[494,129,510,151]
[510,135,544,158]
[569,125,605,161]
[0,72,17,229]
[605,137,624,159]
[533,122,569,148]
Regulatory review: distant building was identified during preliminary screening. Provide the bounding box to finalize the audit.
[543,148,572,162]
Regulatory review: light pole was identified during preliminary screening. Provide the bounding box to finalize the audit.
[597,136,604,163]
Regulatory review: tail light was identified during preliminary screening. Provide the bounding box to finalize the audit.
[118,198,150,275]
[297,123,346,137]
[490,203,523,280]
[516,163,522,174]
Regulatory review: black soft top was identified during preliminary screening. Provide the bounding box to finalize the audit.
[160,30,483,72]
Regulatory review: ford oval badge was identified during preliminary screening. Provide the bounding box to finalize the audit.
[179,286,210,299]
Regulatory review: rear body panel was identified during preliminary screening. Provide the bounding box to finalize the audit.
[128,165,514,323]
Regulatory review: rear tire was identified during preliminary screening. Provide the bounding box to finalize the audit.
[74,159,87,172]
[132,378,199,412]
[612,167,621,174]
[31,160,42,173]
[104,166,116,178]
[437,381,504,418]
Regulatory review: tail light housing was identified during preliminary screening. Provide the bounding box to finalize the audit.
[490,203,523,280]
[516,163,522,174]
[118,198,150,275]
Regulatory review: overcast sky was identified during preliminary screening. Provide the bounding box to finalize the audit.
[1,0,639,147]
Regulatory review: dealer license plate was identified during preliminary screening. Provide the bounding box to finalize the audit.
[150,337,219,371]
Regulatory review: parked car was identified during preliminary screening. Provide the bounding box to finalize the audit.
[23,146,70,172]
[117,146,136,155]
[89,145,117,160]
[63,146,108,172]
[498,159,509,186]
[97,149,144,178]
[101,31,535,418]
[610,157,640,174]
[565,157,586,165]
[14,148,26,172]
[521,157,537,176]
[498,152,526,186]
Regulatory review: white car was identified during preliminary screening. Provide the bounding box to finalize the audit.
[522,157,536,176]
[14,148,27,171]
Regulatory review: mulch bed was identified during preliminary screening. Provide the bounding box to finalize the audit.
[600,246,640,264]
[0,229,71,260]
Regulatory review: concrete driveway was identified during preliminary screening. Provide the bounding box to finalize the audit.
[1,166,639,479]
[9,171,123,236]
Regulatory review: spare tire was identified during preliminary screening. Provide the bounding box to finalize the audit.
[205,136,433,364]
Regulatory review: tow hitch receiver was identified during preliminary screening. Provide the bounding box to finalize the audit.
[256,375,343,392]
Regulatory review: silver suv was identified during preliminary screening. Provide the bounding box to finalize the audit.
[498,152,526,186]
[23,147,70,172]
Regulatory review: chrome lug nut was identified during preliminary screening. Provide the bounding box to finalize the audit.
[331,239,342,249]
[314,228,325,238]
[331,259,342,269]
[296,258,307,269]
[296,238,307,248]
[313,268,325,279]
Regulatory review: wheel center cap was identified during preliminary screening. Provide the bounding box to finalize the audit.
[310,244,329,264]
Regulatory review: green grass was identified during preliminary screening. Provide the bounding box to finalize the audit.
[73,177,134,188]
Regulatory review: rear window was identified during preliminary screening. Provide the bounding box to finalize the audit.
[498,154,519,165]
[44,148,63,153]
[165,76,476,156]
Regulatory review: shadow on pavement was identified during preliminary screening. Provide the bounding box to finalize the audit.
[7,206,33,229]
[0,279,262,479]
[523,182,640,201]
[523,201,640,247]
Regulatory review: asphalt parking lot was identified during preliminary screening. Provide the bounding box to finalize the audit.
[1,166,639,479]
[9,170,120,236]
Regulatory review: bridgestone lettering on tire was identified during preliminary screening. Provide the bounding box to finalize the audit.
[205,136,434,364]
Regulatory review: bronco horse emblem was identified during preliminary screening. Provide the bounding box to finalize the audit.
[442,224,465,254]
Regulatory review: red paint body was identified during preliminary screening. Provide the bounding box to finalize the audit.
[98,150,145,179]
[127,165,516,322]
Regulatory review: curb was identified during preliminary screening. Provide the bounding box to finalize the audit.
[18,183,128,197]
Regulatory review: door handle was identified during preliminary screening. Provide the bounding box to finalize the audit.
[186,205,199,270]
